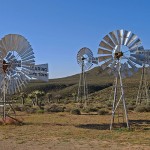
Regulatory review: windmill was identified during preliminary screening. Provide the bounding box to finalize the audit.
[134,49,150,105]
[0,34,48,122]
[98,29,143,129]
[77,47,98,107]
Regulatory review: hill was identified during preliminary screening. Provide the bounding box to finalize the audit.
[25,66,147,104]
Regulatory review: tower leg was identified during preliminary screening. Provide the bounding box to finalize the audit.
[110,67,129,130]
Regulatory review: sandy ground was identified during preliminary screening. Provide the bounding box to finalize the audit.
[0,112,149,150]
[0,138,150,150]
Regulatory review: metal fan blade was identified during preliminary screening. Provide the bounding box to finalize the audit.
[129,38,141,50]
[130,54,143,60]
[101,58,113,70]
[123,30,131,45]
[15,35,26,52]
[117,29,124,45]
[110,61,117,69]
[18,41,30,54]
[99,41,113,51]
[5,52,12,60]
[103,35,115,48]
[129,56,143,66]
[85,49,93,57]
[22,59,35,65]
[7,55,16,61]
[11,34,20,50]
[19,47,33,57]
[126,34,138,46]
[20,72,29,83]
[109,31,118,45]
[21,51,34,59]
[130,46,144,52]
[0,42,7,56]
[98,48,112,54]
[125,64,133,77]
[127,60,138,72]
[18,75,26,88]
[22,65,32,71]
[21,52,35,60]
[22,55,35,61]
[98,55,112,62]
[3,35,11,51]
[21,68,30,76]
[1,37,8,53]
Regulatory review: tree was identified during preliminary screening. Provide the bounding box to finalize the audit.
[46,93,53,103]
[32,90,45,106]
[54,94,62,103]
[72,92,77,102]
[20,92,27,105]
[28,93,36,106]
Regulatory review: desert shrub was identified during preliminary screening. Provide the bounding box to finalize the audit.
[82,106,98,113]
[127,104,135,110]
[76,103,84,109]
[64,107,72,112]
[44,104,65,113]
[70,108,81,115]
[26,106,39,114]
[106,101,112,107]
[21,105,32,111]
[97,109,109,115]
[145,105,150,112]
[36,109,44,113]
[14,105,22,111]
[134,105,147,112]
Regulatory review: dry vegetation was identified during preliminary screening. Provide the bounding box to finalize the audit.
[0,111,149,150]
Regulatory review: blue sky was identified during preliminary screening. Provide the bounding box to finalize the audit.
[0,0,150,78]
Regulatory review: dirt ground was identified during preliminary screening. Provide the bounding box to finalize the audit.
[0,112,149,150]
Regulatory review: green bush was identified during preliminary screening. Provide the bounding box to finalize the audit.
[97,109,109,115]
[70,108,81,115]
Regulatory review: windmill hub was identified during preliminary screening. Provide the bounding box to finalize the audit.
[114,51,123,60]
[2,60,9,73]
[81,57,86,60]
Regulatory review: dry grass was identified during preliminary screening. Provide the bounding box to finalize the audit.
[0,111,149,150]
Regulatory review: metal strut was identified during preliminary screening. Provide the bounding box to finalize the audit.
[0,76,16,122]
[77,60,88,107]
[110,62,129,130]
[136,65,149,105]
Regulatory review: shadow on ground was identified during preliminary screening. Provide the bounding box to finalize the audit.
[75,119,150,130]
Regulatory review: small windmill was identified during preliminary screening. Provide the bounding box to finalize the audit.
[77,47,98,107]
[0,34,48,122]
[98,29,143,129]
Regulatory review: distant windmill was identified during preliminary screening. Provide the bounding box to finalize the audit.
[77,47,98,107]
[134,49,150,105]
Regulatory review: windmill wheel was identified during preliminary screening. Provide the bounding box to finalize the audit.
[0,34,35,94]
[77,47,93,70]
[98,29,143,77]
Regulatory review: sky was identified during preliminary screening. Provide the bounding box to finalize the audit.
[0,0,150,79]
